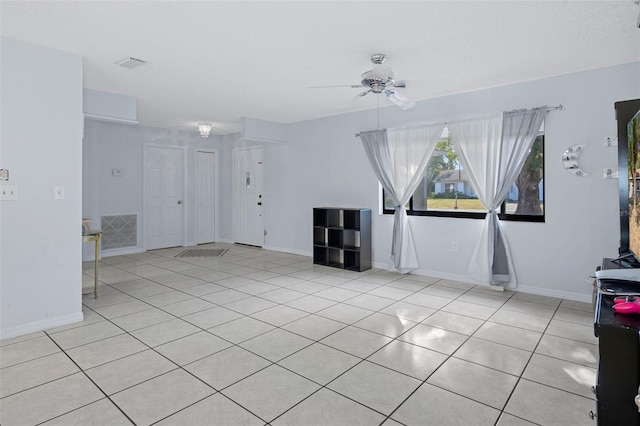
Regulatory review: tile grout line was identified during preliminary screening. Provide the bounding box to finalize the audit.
[38,330,138,426]
[65,245,596,424]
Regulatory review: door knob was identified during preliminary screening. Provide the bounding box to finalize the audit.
[177,200,183,205]
[257,202,262,206]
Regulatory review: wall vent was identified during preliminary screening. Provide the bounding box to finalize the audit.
[115,57,147,69]
[101,214,138,250]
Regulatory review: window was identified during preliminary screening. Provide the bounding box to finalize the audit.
[382,133,545,222]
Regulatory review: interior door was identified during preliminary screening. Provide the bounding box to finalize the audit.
[233,147,264,247]
[144,145,184,250]
[196,151,216,244]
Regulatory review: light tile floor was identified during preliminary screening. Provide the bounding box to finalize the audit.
[0,243,598,426]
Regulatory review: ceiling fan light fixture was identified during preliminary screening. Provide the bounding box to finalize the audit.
[370,53,386,65]
[197,122,212,138]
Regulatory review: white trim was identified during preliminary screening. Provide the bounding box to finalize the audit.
[1,312,84,341]
[142,144,187,250]
[100,246,146,258]
[84,113,138,125]
[263,245,312,257]
[195,149,219,244]
[375,262,592,303]
[516,284,592,304]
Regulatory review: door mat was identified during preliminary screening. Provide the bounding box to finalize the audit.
[175,248,228,258]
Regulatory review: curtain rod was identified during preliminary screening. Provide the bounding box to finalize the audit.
[354,104,563,138]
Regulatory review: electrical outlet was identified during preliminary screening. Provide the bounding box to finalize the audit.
[451,240,459,252]
[53,185,65,200]
[0,184,19,200]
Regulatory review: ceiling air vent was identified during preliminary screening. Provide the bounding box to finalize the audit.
[115,57,147,69]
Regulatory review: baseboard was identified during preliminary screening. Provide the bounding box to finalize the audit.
[217,238,234,244]
[263,245,312,257]
[99,246,145,259]
[0,311,84,341]
[409,266,487,286]
[515,285,592,304]
[373,262,591,303]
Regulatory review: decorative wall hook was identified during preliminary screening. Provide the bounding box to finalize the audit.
[561,144,588,176]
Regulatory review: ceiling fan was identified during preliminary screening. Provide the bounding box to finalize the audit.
[312,53,416,110]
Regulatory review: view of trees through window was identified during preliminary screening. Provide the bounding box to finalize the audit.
[383,134,545,221]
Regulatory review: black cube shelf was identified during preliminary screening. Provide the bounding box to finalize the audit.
[313,207,371,272]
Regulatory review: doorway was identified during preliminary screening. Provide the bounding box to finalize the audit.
[144,145,185,250]
[233,147,264,247]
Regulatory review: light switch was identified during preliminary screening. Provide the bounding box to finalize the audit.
[0,184,19,200]
[53,185,65,200]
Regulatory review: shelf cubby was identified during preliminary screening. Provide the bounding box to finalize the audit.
[327,247,344,268]
[327,209,343,229]
[342,229,360,250]
[314,246,328,265]
[313,227,327,246]
[344,250,360,271]
[344,209,361,230]
[328,228,343,248]
[313,209,328,227]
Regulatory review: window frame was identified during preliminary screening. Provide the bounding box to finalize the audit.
[381,136,545,223]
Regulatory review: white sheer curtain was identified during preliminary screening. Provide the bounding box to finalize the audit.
[360,124,445,273]
[448,108,546,288]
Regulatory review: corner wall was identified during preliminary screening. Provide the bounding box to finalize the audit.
[82,120,223,256]
[0,37,84,339]
[275,62,640,302]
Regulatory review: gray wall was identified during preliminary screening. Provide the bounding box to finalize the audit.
[1,37,84,338]
[83,62,640,302]
[83,120,223,255]
[275,62,640,301]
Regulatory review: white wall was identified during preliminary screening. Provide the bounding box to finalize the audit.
[83,120,223,255]
[0,37,84,339]
[83,121,291,252]
[82,62,640,303]
[272,62,640,302]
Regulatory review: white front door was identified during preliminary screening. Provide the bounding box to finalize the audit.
[196,151,216,244]
[233,147,264,247]
[144,145,184,250]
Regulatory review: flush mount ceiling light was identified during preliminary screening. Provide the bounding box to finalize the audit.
[197,122,212,138]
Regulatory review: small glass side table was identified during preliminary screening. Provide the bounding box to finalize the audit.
[82,231,101,297]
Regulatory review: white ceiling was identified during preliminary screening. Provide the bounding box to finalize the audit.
[2,1,639,134]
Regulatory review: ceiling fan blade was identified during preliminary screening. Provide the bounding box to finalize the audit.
[384,89,416,110]
[337,93,366,111]
[308,84,363,89]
